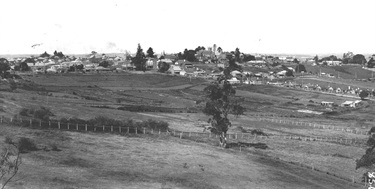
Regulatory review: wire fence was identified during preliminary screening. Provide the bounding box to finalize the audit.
[0,115,368,187]
[246,113,370,136]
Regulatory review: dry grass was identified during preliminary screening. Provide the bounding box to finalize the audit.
[0,124,361,189]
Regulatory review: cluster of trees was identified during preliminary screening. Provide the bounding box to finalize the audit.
[368,57,375,68]
[317,54,367,65]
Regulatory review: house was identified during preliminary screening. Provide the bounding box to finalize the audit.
[325,60,342,66]
[341,101,355,107]
[146,58,158,69]
[168,65,182,75]
[321,101,334,107]
[227,77,240,84]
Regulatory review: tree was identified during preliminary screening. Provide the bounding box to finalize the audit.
[359,90,369,100]
[217,47,223,54]
[0,59,10,78]
[356,127,375,183]
[14,62,31,72]
[313,55,319,63]
[195,46,205,53]
[183,49,197,62]
[1,137,22,189]
[293,58,299,63]
[132,43,146,71]
[234,48,241,63]
[202,56,245,148]
[158,62,170,73]
[99,61,110,68]
[295,64,307,73]
[351,54,366,65]
[146,47,155,58]
[368,58,375,68]
[243,54,256,62]
[40,51,50,58]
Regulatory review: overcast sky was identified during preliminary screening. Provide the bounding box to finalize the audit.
[0,0,374,55]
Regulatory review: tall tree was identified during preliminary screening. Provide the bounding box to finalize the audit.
[368,58,375,68]
[40,51,50,58]
[146,47,155,58]
[313,55,319,63]
[132,43,146,71]
[0,58,10,78]
[202,56,245,148]
[234,48,241,63]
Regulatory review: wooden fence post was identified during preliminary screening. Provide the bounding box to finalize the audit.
[10,117,12,123]
[119,126,122,133]
[235,133,237,139]
[111,126,113,132]
[94,126,96,132]
[30,119,32,127]
[76,123,79,131]
[127,127,129,134]
[158,129,160,135]
[85,124,88,131]
[143,128,145,134]
[180,132,182,139]
[39,120,42,128]
[49,121,51,129]
[151,129,153,134]
[102,125,105,132]
[58,122,60,129]
[68,123,70,130]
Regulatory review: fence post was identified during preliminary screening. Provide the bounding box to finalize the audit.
[49,121,51,129]
[30,119,32,127]
[151,129,153,134]
[111,126,113,132]
[119,126,122,133]
[76,123,79,131]
[127,127,129,134]
[102,125,105,132]
[189,132,191,137]
[135,127,138,134]
[68,123,70,130]
[158,129,160,135]
[235,133,237,139]
[58,122,60,129]
[0,116,2,123]
[85,124,88,131]
[39,120,41,128]
[143,128,145,134]
[180,132,182,139]
[10,117,12,123]
[94,126,96,132]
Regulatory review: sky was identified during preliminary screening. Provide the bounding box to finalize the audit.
[0,0,374,55]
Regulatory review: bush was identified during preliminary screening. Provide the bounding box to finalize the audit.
[18,137,37,153]
[19,106,54,120]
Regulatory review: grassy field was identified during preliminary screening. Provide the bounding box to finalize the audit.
[303,64,375,79]
[1,72,374,188]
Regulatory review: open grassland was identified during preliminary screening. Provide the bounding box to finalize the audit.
[304,64,375,79]
[0,124,362,189]
[1,72,374,188]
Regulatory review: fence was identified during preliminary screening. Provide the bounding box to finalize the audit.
[0,115,367,186]
[246,114,369,136]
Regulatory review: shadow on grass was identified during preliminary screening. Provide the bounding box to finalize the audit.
[226,142,268,149]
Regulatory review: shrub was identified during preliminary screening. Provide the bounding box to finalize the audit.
[251,129,268,136]
[18,137,37,153]
[4,136,13,144]
[33,106,54,120]
[19,106,54,120]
